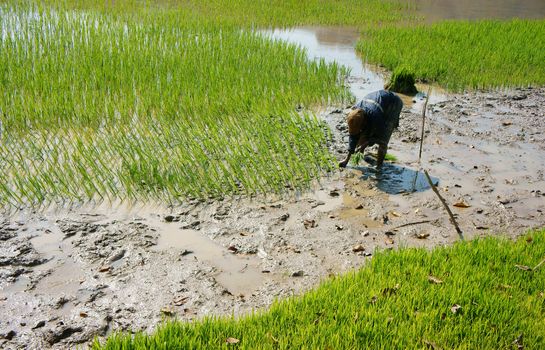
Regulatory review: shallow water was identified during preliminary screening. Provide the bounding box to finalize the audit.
[260,26,446,113]
[261,0,545,106]
[261,20,545,203]
[155,225,264,296]
[413,0,545,21]
[261,27,384,102]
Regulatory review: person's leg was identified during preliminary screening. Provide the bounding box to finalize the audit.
[375,95,402,169]
[376,142,388,168]
[393,96,402,128]
[385,95,402,129]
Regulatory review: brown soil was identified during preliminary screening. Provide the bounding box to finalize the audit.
[1,87,544,349]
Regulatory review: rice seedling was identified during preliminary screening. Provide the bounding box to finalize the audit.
[384,65,418,94]
[357,19,545,91]
[350,153,397,166]
[0,2,364,207]
[92,230,545,349]
[39,0,414,27]
[384,153,397,162]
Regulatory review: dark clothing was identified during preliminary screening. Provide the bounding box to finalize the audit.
[348,90,403,153]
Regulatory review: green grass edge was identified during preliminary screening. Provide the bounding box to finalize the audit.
[93,229,545,349]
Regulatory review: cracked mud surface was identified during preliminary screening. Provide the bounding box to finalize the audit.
[1,87,544,349]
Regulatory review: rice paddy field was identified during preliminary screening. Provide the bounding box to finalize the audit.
[1,0,545,348]
[93,231,545,349]
[358,19,545,91]
[2,0,544,207]
[0,0,420,207]
[0,4,335,207]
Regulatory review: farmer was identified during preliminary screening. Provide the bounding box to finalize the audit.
[338,89,403,169]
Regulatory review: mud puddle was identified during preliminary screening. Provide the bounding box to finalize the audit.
[154,223,264,296]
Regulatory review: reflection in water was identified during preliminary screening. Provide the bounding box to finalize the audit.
[260,26,447,111]
[351,157,438,194]
[413,0,545,21]
[260,27,385,102]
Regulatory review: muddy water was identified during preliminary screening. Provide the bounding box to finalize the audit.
[260,25,448,196]
[154,224,264,296]
[61,204,266,296]
[413,0,545,21]
[260,26,446,113]
[262,27,384,101]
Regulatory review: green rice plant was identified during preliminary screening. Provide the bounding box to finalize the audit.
[92,230,545,349]
[357,19,545,91]
[384,153,397,162]
[0,3,358,206]
[37,0,415,27]
[350,153,397,166]
[350,152,364,166]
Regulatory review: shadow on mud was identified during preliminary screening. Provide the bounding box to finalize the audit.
[350,158,439,194]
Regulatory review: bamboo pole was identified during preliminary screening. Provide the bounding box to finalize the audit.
[424,170,464,240]
[411,87,432,192]
[418,86,432,162]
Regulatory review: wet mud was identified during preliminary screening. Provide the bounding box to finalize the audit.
[1,87,544,349]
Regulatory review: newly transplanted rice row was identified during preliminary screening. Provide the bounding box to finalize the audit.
[1,112,333,205]
[0,5,352,207]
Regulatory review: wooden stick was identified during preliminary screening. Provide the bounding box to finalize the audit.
[418,86,432,162]
[410,170,419,193]
[424,170,464,240]
[392,220,432,230]
[411,87,432,192]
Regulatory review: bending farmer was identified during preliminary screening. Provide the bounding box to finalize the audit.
[338,90,403,169]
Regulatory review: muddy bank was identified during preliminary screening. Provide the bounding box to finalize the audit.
[1,87,545,349]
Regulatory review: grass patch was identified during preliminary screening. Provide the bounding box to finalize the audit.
[93,230,545,349]
[357,19,545,91]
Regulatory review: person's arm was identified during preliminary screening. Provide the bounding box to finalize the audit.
[339,137,369,168]
[338,135,357,168]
